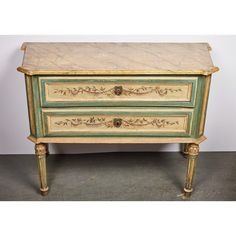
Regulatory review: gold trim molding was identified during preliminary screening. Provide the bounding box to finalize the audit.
[187,143,200,156]
[28,135,207,144]
[35,143,47,156]
[17,66,219,76]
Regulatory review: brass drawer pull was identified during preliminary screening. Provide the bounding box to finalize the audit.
[114,86,123,95]
[113,118,122,127]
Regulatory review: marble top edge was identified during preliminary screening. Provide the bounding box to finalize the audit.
[19,42,218,75]
[21,42,211,48]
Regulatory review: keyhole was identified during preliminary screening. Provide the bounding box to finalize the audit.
[113,118,122,127]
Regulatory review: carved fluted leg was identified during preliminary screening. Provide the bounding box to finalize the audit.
[35,143,49,196]
[183,143,199,198]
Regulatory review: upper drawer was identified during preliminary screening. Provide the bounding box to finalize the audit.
[39,76,198,107]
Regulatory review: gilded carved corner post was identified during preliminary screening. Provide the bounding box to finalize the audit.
[35,143,49,196]
[183,143,199,198]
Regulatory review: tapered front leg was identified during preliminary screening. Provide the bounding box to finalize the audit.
[35,143,49,196]
[183,143,199,198]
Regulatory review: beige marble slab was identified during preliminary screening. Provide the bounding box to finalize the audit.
[17,42,219,76]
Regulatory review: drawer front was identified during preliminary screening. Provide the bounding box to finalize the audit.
[42,108,193,137]
[39,76,197,107]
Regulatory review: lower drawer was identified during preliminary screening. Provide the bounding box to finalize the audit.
[42,108,193,137]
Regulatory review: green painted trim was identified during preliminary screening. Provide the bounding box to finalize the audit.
[42,109,193,138]
[190,76,205,138]
[39,77,197,107]
[44,132,191,138]
[43,106,193,111]
[25,76,35,136]
[44,111,193,115]
[200,77,212,135]
[31,76,43,137]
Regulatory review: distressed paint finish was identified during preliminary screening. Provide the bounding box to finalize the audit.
[27,135,207,145]
[24,75,209,140]
[25,75,36,136]
[183,143,200,198]
[190,76,206,138]
[199,75,212,135]
[35,143,49,195]
[18,42,218,197]
[31,76,44,137]
[42,108,192,137]
[39,76,197,107]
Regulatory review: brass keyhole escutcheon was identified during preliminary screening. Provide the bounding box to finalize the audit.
[113,118,122,128]
[114,86,123,95]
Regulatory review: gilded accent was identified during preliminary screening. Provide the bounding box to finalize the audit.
[27,135,207,144]
[183,143,199,197]
[183,188,193,193]
[53,86,182,97]
[40,186,49,192]
[35,143,47,156]
[54,117,180,129]
[187,143,199,156]
[17,66,219,76]
[35,143,49,196]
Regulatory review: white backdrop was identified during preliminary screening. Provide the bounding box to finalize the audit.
[0,35,235,154]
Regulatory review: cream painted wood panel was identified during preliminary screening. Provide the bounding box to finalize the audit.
[45,82,192,102]
[39,76,197,107]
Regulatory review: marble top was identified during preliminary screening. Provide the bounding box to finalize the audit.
[17,42,218,76]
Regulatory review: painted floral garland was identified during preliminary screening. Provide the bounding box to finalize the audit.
[55,117,179,129]
[53,86,182,97]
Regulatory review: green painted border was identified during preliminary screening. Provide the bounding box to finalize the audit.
[199,76,211,136]
[42,109,193,138]
[39,77,197,107]
[190,76,206,138]
[31,76,43,137]
[24,75,34,136]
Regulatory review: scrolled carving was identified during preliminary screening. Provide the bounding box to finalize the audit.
[187,143,199,156]
[35,144,47,156]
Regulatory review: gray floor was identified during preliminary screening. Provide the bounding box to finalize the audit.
[0,152,235,200]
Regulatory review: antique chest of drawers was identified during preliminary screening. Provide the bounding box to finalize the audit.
[18,42,218,198]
